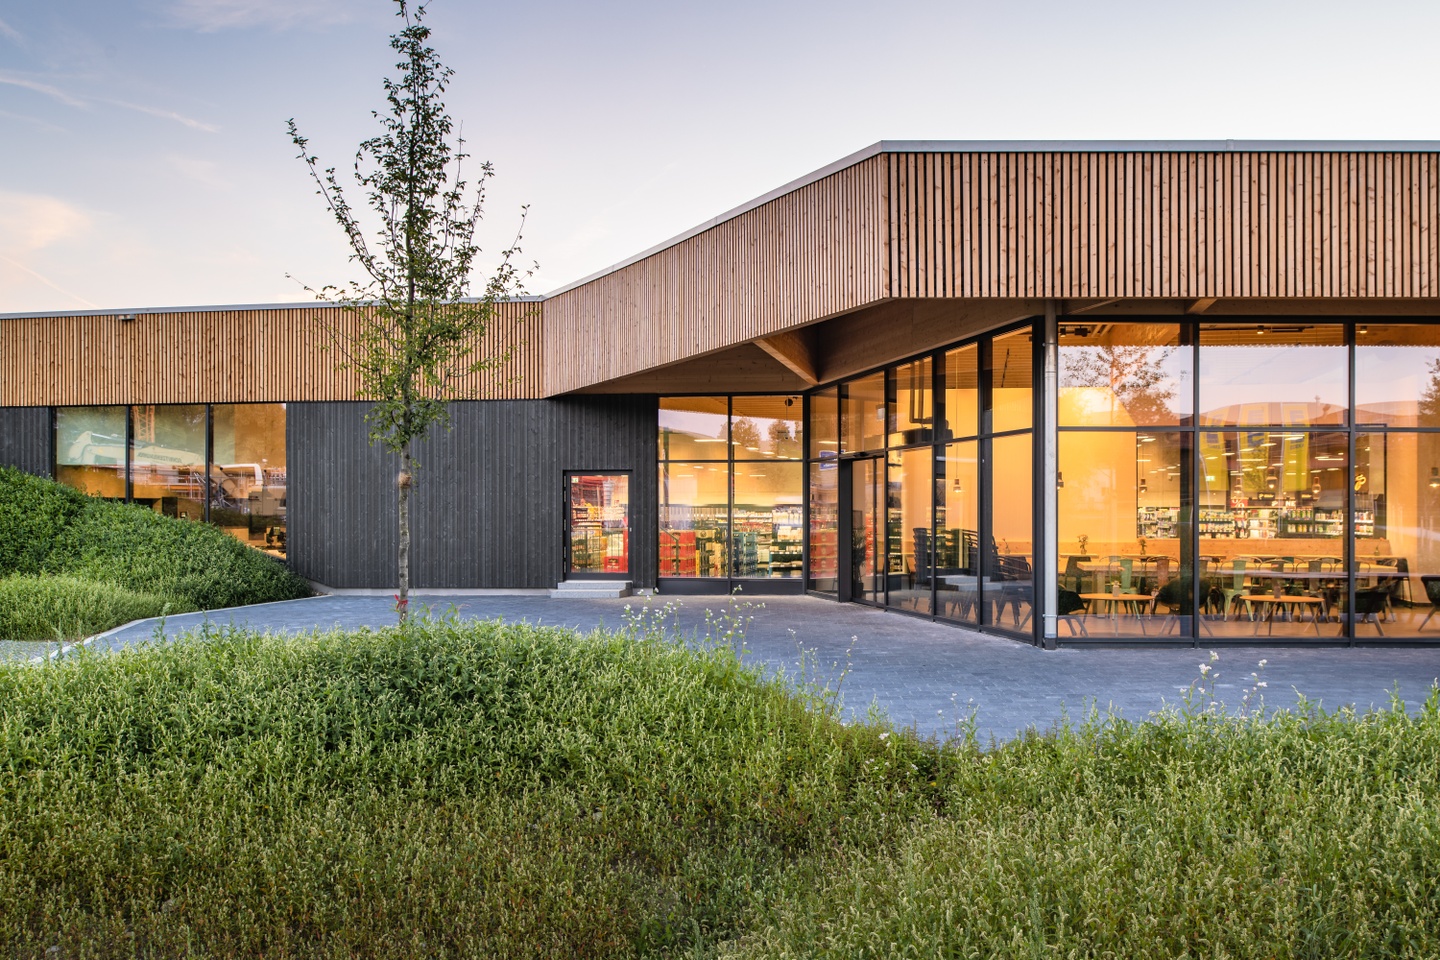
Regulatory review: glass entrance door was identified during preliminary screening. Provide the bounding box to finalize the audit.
[566,473,630,578]
[850,457,884,604]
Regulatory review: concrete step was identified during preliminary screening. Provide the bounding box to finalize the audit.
[549,580,632,599]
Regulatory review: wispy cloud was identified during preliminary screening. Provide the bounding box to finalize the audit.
[0,191,94,253]
[0,17,22,44]
[102,98,220,133]
[165,0,354,33]
[0,253,98,309]
[0,75,87,109]
[0,108,67,136]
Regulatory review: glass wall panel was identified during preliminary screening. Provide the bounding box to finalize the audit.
[1352,431,1440,636]
[850,456,884,603]
[808,460,839,593]
[1197,430,1347,639]
[888,357,933,447]
[659,397,729,460]
[989,327,1033,434]
[986,432,1033,630]
[568,474,630,576]
[1057,432,1190,637]
[1199,324,1347,426]
[732,396,803,460]
[130,405,207,521]
[809,388,839,460]
[54,406,127,499]
[1059,322,1191,427]
[842,371,886,453]
[944,344,979,440]
[658,462,730,578]
[936,440,979,624]
[211,404,287,554]
[886,446,933,614]
[732,461,803,578]
[1355,324,1440,428]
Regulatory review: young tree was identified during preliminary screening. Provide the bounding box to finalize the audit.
[288,0,529,620]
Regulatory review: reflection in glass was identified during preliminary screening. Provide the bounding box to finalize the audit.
[944,344,979,440]
[989,327,1033,434]
[843,371,886,453]
[1355,324,1440,428]
[568,474,629,576]
[809,388,839,459]
[808,460,839,593]
[886,447,933,613]
[732,396,803,460]
[130,405,207,522]
[732,461,803,578]
[211,404,287,554]
[659,397,728,460]
[1352,431,1440,637]
[1199,324,1346,426]
[1057,431,1190,637]
[986,433,1033,630]
[936,441,980,625]
[850,457,884,603]
[658,462,729,577]
[1059,322,1191,426]
[888,357,933,447]
[55,406,127,499]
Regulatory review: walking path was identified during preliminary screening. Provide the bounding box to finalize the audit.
[80,594,1440,742]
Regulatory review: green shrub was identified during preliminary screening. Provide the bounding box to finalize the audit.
[0,467,87,576]
[43,498,310,609]
[0,574,181,642]
[0,466,310,610]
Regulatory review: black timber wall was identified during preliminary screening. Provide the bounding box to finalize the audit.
[288,398,659,589]
[0,407,52,477]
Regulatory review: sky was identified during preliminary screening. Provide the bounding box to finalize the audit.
[1,0,1439,314]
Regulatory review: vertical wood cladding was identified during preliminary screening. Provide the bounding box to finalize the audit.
[288,397,657,589]
[0,407,51,477]
[0,300,540,407]
[887,151,1440,300]
[542,156,890,394]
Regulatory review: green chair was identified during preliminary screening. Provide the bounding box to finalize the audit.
[1219,559,1248,620]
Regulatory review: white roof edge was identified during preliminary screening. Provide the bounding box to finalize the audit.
[0,295,546,322]
[542,139,1440,298]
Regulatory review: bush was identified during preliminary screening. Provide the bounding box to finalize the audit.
[0,467,87,576]
[0,466,310,611]
[0,575,181,642]
[44,499,310,609]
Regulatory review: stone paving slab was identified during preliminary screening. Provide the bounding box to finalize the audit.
[82,594,1440,743]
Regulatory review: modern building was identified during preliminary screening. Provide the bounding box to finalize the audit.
[4,141,1440,646]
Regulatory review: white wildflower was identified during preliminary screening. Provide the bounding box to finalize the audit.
[1199,663,1211,675]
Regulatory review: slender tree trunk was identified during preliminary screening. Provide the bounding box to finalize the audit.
[398,441,412,623]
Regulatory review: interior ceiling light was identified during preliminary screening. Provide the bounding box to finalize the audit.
[1431,467,1440,490]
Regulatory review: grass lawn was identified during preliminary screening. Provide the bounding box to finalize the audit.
[1,609,1437,959]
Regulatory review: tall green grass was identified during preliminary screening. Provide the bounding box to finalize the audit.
[1,610,1437,958]
[0,466,309,641]
[0,575,180,642]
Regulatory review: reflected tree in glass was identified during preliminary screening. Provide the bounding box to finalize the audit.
[1062,343,1178,425]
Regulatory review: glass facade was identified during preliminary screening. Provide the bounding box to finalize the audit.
[658,395,803,585]
[53,403,286,554]
[568,473,630,576]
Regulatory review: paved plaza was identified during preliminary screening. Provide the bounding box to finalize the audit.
[72,594,1440,743]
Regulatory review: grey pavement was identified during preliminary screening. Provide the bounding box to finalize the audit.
[78,594,1440,743]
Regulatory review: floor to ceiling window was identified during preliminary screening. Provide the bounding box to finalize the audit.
[658,395,803,590]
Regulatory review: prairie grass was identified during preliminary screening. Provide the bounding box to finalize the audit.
[1,609,1437,959]
[0,575,181,643]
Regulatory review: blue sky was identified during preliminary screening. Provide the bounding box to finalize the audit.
[2,0,1438,313]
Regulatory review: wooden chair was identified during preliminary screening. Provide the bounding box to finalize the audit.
[1418,575,1440,631]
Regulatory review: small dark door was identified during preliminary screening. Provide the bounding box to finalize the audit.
[565,473,631,579]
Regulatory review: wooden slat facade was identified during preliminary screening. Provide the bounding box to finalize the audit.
[887,151,1440,300]
[0,300,539,407]
[541,156,890,395]
[4,147,1437,406]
